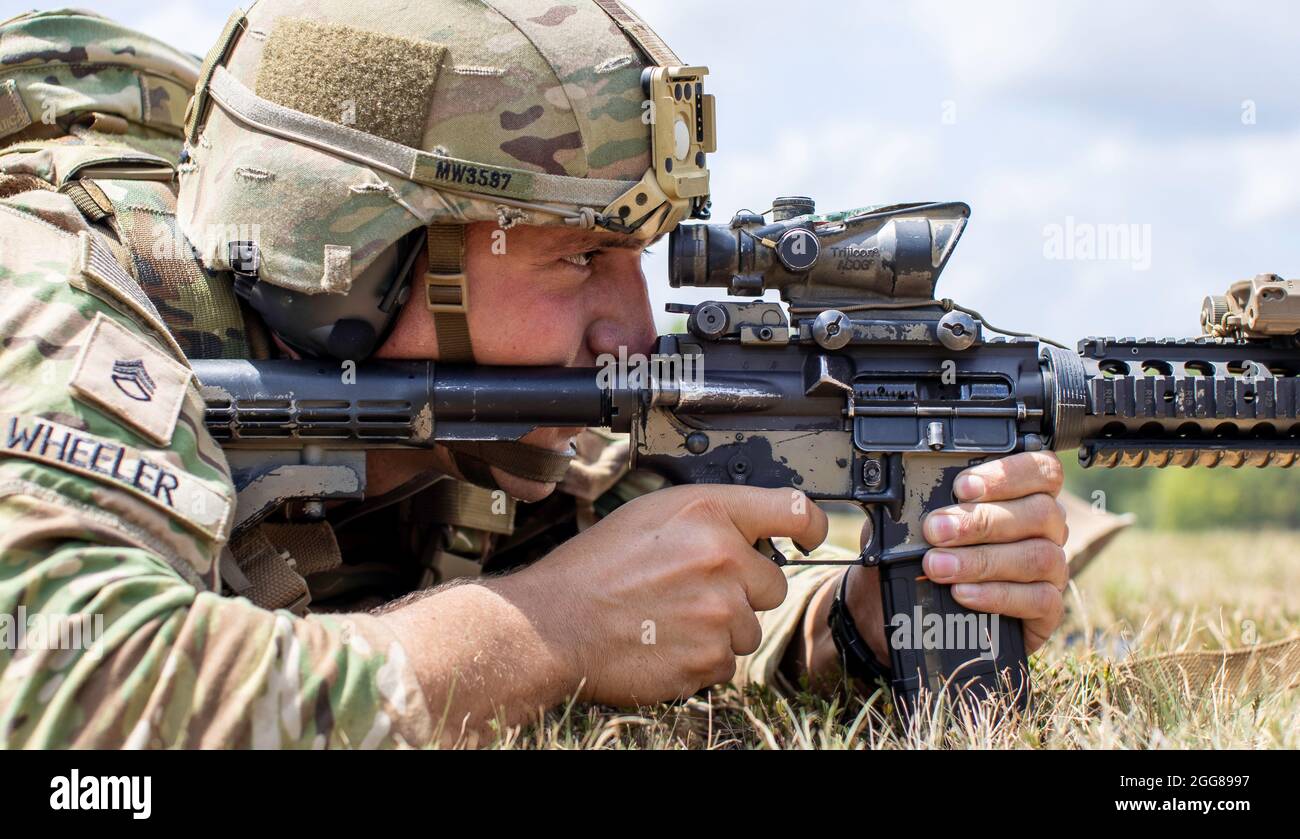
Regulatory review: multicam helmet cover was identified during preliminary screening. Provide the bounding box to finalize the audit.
[177,0,715,361]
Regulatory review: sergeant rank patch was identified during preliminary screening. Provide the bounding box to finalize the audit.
[69,313,192,447]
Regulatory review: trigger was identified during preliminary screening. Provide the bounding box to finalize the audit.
[754,537,788,567]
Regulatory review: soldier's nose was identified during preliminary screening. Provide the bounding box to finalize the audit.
[587,315,656,359]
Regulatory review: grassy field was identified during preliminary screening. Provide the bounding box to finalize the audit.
[485,526,1300,749]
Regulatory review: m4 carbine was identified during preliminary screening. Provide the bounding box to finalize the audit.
[193,197,1300,714]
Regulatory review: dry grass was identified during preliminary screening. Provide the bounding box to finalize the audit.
[481,527,1300,749]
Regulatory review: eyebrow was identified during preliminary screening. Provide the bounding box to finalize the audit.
[545,229,662,253]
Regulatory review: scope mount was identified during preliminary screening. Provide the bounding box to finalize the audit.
[666,296,990,353]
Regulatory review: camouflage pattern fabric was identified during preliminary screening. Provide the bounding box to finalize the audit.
[1,10,248,360]
[93,178,251,360]
[0,9,196,143]
[179,0,661,297]
[0,12,433,748]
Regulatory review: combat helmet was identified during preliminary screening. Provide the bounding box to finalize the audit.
[178,0,715,363]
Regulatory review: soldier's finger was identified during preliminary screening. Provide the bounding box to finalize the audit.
[923,494,1068,547]
[922,539,1069,590]
[951,581,1064,654]
[715,486,829,553]
[733,540,789,612]
[729,597,764,657]
[952,452,1065,503]
[952,580,1062,622]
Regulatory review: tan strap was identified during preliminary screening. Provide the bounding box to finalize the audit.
[445,440,576,486]
[427,550,483,585]
[60,179,114,222]
[75,112,129,135]
[185,10,247,145]
[594,0,682,66]
[226,526,310,615]
[61,179,140,277]
[416,523,494,590]
[425,224,474,362]
[423,480,516,535]
[223,522,345,615]
[259,521,345,578]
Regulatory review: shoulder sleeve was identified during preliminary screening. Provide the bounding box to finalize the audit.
[0,209,434,747]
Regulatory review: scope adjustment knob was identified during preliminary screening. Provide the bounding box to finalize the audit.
[812,309,853,350]
[691,302,729,339]
[772,196,816,221]
[776,228,820,273]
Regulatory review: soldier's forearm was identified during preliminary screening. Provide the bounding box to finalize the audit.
[0,544,434,747]
[381,573,582,744]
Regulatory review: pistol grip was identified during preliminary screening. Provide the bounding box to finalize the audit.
[869,453,1030,715]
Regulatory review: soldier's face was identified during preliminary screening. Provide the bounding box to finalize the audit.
[370,222,658,501]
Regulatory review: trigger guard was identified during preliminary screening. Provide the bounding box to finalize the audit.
[858,506,885,565]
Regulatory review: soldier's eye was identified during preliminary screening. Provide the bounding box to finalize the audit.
[561,251,595,267]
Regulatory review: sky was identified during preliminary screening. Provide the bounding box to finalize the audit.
[13,0,1300,342]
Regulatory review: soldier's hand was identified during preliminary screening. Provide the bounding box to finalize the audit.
[845,451,1070,664]
[502,484,827,705]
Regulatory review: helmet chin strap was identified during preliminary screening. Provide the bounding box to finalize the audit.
[425,226,578,490]
[425,224,475,363]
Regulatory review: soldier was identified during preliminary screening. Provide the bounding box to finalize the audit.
[0,3,1070,747]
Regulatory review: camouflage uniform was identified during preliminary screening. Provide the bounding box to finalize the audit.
[0,3,789,749]
[0,9,429,748]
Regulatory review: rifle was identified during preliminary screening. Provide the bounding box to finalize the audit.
[193,197,1300,713]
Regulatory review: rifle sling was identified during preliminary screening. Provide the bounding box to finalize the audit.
[444,440,575,487]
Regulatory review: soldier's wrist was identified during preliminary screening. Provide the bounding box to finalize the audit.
[387,573,584,724]
[482,569,589,700]
[840,566,892,673]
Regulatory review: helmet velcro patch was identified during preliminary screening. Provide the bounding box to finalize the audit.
[255,18,442,148]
